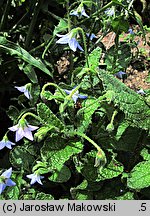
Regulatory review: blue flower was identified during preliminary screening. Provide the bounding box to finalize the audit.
[137,89,146,95]
[15,84,32,99]
[0,167,16,194]
[70,5,89,18]
[0,135,15,150]
[128,28,134,35]
[26,173,44,185]
[64,87,87,103]
[114,71,126,79]
[8,119,39,142]
[105,8,115,16]
[56,32,84,52]
[86,33,97,40]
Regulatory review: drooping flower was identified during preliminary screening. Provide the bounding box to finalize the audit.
[86,33,97,41]
[56,31,84,52]
[70,5,89,18]
[114,71,127,79]
[105,7,115,16]
[26,173,44,185]
[15,83,32,99]
[137,89,146,95]
[8,119,39,142]
[0,167,16,194]
[128,28,134,35]
[0,135,15,150]
[64,87,87,103]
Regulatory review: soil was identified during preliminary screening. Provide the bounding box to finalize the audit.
[56,25,150,92]
[101,25,150,91]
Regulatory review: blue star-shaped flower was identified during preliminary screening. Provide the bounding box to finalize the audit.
[0,167,16,194]
[56,32,84,52]
[0,135,15,150]
[8,119,39,142]
[105,8,115,16]
[114,71,126,79]
[64,87,87,103]
[70,6,89,18]
[26,173,44,185]
[15,84,32,99]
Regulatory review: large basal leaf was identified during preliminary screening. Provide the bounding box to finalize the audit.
[0,36,52,77]
[97,69,150,130]
[127,161,150,190]
[41,135,83,171]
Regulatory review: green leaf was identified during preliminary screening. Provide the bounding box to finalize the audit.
[10,146,35,170]
[77,98,101,133]
[0,36,52,77]
[35,192,54,200]
[34,126,55,142]
[41,135,83,171]
[115,121,129,141]
[97,159,124,181]
[49,165,71,183]
[127,161,150,190]
[97,69,150,130]
[5,186,20,200]
[37,103,64,130]
[77,47,102,78]
[111,16,129,34]
[53,19,68,35]
[140,148,150,161]
[23,64,38,83]
[115,192,134,200]
[6,105,19,121]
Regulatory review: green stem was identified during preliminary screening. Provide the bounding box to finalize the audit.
[75,131,105,156]
[25,0,43,50]
[42,37,55,59]
[0,0,11,31]
[20,112,41,122]
[41,82,66,97]
[29,42,46,54]
[110,110,118,125]
[75,27,89,67]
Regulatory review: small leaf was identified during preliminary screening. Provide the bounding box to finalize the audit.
[53,19,68,35]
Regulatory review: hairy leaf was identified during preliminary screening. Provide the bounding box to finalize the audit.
[127,161,150,189]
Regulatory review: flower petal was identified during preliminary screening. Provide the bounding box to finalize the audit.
[0,183,6,194]
[77,42,84,51]
[69,38,78,52]
[64,89,72,95]
[2,167,12,178]
[24,90,31,99]
[72,95,78,103]
[27,125,39,131]
[23,127,34,141]
[15,86,26,93]
[36,175,43,185]
[56,35,70,44]
[8,124,19,132]
[0,141,6,150]
[78,94,87,99]
[15,127,24,142]
[5,179,16,187]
